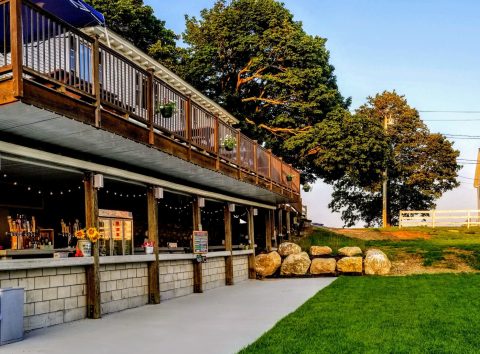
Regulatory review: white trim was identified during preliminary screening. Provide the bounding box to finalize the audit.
[0,141,276,210]
[83,27,239,125]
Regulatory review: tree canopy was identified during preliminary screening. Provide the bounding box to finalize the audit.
[329,91,460,227]
[85,0,180,68]
[180,0,388,183]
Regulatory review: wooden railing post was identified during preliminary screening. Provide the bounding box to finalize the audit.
[186,97,192,141]
[186,97,192,161]
[10,0,23,98]
[92,35,101,127]
[236,129,241,178]
[147,68,155,144]
[224,203,233,285]
[192,197,203,293]
[84,172,101,319]
[253,140,258,184]
[215,117,220,170]
[268,149,273,190]
[147,187,160,304]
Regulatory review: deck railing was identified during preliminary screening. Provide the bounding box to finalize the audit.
[0,0,301,194]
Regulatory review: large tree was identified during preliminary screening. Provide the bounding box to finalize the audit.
[329,91,460,227]
[85,0,180,68]
[180,0,388,183]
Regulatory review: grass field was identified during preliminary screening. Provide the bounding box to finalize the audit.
[241,274,480,353]
[298,227,480,270]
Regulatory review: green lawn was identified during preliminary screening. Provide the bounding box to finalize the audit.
[241,274,480,353]
[298,227,480,269]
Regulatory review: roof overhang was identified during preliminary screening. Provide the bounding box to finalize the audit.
[0,101,287,208]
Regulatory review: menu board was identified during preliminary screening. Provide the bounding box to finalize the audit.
[193,231,208,254]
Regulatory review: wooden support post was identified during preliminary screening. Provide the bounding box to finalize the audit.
[10,0,23,98]
[224,204,233,285]
[84,172,101,319]
[286,210,291,241]
[278,208,283,242]
[192,197,203,293]
[147,187,160,304]
[92,35,101,127]
[147,69,155,145]
[247,207,256,279]
[265,210,272,252]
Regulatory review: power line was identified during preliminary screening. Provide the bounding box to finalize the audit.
[419,110,480,114]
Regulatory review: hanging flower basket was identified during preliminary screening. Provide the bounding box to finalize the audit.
[303,183,312,192]
[286,174,293,182]
[221,134,237,151]
[156,101,176,118]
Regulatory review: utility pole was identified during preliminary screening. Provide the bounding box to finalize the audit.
[382,113,391,228]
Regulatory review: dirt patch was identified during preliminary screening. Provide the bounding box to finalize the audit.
[390,249,477,276]
[330,228,430,241]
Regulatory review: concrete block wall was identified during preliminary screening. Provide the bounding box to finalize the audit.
[233,255,249,283]
[202,257,226,291]
[99,263,149,315]
[159,259,194,300]
[0,267,87,331]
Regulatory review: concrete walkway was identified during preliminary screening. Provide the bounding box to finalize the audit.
[2,278,336,354]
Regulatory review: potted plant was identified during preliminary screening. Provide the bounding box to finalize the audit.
[143,241,154,254]
[303,183,312,192]
[221,134,237,151]
[74,227,99,257]
[156,100,176,118]
[286,174,293,182]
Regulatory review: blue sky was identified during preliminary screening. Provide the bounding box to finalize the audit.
[145,0,480,226]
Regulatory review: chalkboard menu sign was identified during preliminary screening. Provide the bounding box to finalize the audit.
[192,231,208,254]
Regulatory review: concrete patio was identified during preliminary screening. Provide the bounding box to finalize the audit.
[2,278,336,354]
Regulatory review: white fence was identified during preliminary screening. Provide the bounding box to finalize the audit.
[399,210,480,228]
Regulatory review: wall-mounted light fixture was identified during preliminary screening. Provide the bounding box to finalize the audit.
[198,197,205,208]
[93,174,104,189]
[154,187,164,199]
[228,203,235,212]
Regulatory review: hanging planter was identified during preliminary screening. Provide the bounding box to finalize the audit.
[286,174,293,182]
[221,134,237,151]
[156,101,176,118]
[303,183,312,192]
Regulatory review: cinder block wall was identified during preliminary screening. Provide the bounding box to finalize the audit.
[233,255,249,283]
[0,267,87,331]
[99,263,149,315]
[159,259,194,300]
[202,257,226,291]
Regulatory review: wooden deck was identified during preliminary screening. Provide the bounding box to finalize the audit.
[0,0,300,204]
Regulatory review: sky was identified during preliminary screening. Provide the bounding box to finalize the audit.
[145,0,480,227]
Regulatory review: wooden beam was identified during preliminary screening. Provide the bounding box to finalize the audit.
[224,204,233,285]
[247,207,256,279]
[192,197,203,293]
[265,210,273,251]
[147,187,160,304]
[84,172,101,319]
[286,210,291,241]
[10,0,23,98]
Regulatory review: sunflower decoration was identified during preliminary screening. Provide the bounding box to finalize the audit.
[86,227,100,243]
[75,229,86,239]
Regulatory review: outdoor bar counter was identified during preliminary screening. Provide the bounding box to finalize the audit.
[0,250,253,331]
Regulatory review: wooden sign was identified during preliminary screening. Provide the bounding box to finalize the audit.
[193,231,208,254]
